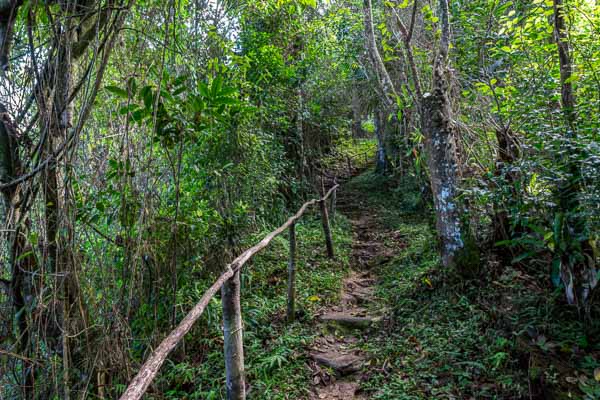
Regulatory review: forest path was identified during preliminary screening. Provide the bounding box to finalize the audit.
[307,174,394,400]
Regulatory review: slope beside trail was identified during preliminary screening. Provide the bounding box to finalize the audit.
[305,174,396,400]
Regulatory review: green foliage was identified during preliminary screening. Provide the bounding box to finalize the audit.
[321,137,377,173]
[454,0,600,306]
[361,119,375,134]
[4,0,600,397]
[349,170,599,399]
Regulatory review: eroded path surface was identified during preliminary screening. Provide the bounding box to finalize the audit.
[307,180,393,399]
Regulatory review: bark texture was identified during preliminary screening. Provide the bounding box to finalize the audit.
[363,0,397,107]
[421,0,464,268]
[363,0,398,171]
[553,0,576,129]
[0,1,22,71]
[552,0,597,305]
[373,110,387,173]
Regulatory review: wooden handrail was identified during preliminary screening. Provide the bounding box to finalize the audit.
[119,185,339,400]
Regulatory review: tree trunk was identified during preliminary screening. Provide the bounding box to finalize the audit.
[40,9,76,396]
[553,0,576,130]
[421,0,465,268]
[552,0,596,305]
[363,0,397,106]
[373,110,388,173]
[0,1,21,72]
[2,89,35,400]
[492,125,521,250]
[319,199,335,259]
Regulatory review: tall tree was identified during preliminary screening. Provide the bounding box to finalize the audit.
[552,0,597,305]
[421,0,465,267]
[363,0,397,172]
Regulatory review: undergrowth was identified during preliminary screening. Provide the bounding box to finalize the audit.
[346,171,600,400]
[140,163,600,399]
[147,215,353,399]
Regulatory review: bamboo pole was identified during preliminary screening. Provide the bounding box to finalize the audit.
[286,223,297,323]
[222,271,246,400]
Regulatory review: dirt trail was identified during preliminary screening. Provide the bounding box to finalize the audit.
[307,178,392,400]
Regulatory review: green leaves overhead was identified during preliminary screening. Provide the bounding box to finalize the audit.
[276,0,317,9]
[102,69,243,148]
[105,85,130,98]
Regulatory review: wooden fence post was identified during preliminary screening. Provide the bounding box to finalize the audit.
[329,179,337,220]
[319,199,335,259]
[222,271,246,400]
[286,223,297,323]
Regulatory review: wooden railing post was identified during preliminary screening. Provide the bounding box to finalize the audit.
[329,179,337,220]
[286,223,297,323]
[222,270,246,400]
[319,199,335,259]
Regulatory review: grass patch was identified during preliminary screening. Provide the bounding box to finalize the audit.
[321,138,377,174]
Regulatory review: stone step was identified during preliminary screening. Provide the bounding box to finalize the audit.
[319,312,380,330]
[350,286,374,301]
[310,351,364,375]
[345,277,376,288]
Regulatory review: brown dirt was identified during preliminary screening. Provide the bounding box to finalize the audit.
[307,179,390,400]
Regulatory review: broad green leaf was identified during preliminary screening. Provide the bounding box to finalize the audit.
[105,85,129,98]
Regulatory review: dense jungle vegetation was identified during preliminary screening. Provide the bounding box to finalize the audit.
[1,0,599,399]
